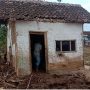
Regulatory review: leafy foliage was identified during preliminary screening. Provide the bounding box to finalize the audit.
[0,24,7,53]
[57,0,61,2]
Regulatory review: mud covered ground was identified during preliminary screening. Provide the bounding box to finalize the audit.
[0,63,90,89]
[84,47,90,65]
[0,47,90,89]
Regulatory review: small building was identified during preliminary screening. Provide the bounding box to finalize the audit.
[0,1,90,76]
[83,31,90,46]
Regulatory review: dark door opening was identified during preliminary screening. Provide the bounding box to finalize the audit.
[30,33,46,72]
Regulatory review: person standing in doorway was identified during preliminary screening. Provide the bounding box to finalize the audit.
[34,42,42,72]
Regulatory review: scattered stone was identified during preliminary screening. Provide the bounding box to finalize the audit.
[0,59,90,89]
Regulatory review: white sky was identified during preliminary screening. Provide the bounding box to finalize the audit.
[45,0,90,12]
[45,0,90,31]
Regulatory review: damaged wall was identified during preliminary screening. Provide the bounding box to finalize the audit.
[7,21,17,72]
[11,20,83,75]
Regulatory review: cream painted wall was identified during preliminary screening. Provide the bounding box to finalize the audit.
[14,21,83,75]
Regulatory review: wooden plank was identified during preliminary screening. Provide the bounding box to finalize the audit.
[44,32,48,72]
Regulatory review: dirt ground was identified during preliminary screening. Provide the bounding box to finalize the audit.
[84,47,90,65]
[0,63,90,89]
[0,47,90,89]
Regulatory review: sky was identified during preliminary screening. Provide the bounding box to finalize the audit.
[45,0,90,31]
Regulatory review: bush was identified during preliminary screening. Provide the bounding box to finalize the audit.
[0,24,7,55]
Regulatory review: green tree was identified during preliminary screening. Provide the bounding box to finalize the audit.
[57,0,61,2]
[0,24,7,54]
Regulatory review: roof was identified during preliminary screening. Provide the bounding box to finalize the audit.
[0,1,90,23]
[83,31,90,35]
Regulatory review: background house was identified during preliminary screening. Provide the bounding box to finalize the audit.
[83,31,90,46]
[0,1,90,75]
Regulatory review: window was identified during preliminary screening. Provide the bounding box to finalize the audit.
[62,41,70,51]
[71,41,75,51]
[56,40,76,52]
[56,41,61,51]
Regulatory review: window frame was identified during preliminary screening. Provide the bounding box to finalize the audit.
[55,40,76,53]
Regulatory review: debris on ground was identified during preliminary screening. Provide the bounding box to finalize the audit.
[0,61,90,89]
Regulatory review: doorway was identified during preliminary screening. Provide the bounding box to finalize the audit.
[30,32,47,72]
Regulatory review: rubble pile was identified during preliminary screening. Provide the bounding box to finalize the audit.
[0,60,90,89]
[29,72,90,89]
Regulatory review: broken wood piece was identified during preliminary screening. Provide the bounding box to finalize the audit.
[26,73,33,89]
[3,82,16,88]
